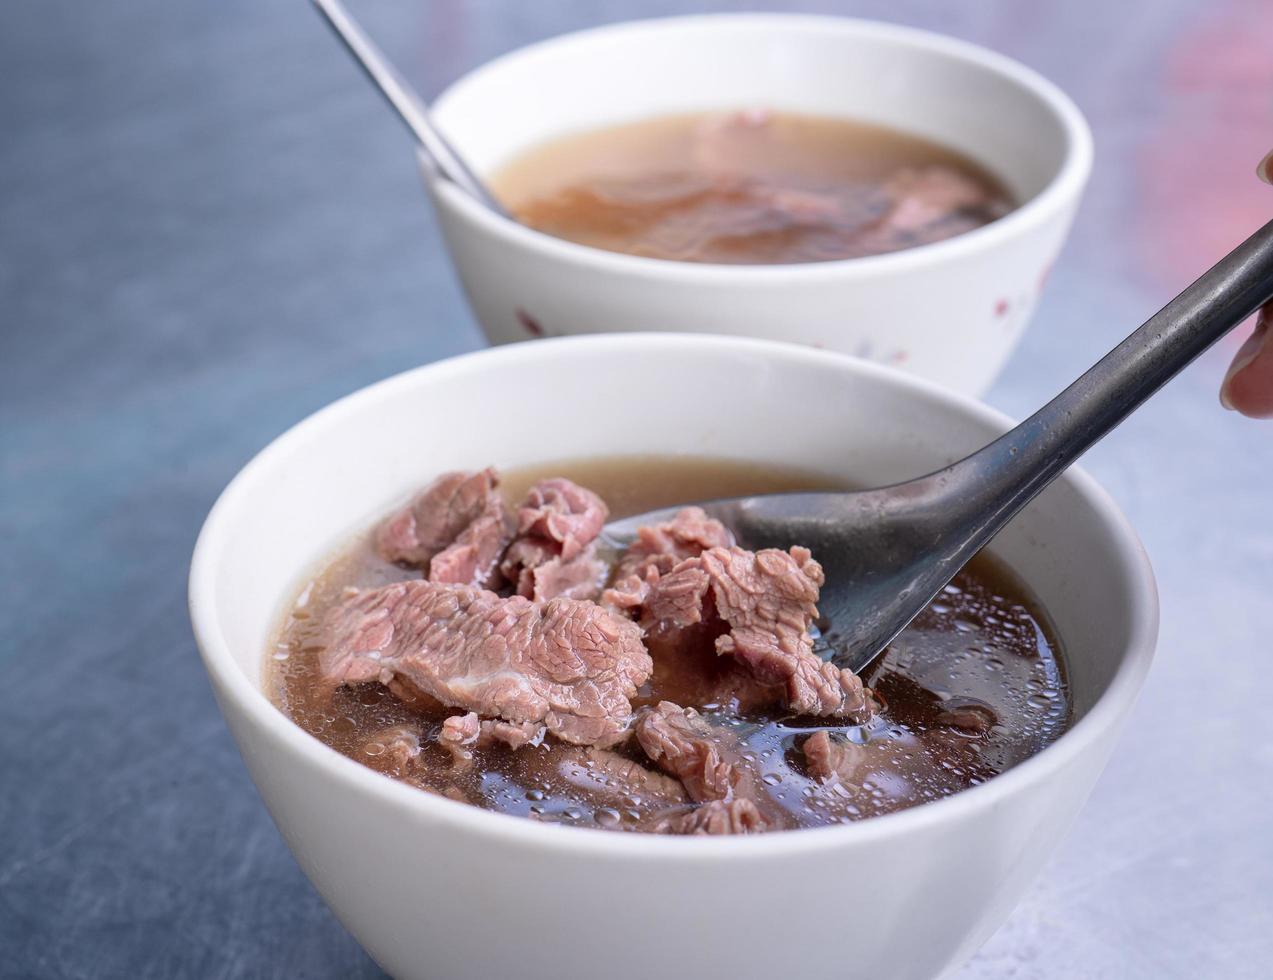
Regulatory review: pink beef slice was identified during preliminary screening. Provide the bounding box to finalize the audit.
[557,747,690,807]
[438,711,545,768]
[635,702,774,834]
[642,546,872,722]
[633,701,753,803]
[320,580,652,746]
[603,507,735,610]
[500,478,609,602]
[653,799,767,835]
[515,478,608,560]
[376,468,512,589]
[873,166,1009,243]
[503,538,609,603]
[357,725,423,779]
[802,729,867,786]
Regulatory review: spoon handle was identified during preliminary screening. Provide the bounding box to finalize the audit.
[311,0,509,216]
[947,217,1273,534]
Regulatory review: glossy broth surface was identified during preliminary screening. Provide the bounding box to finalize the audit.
[269,456,1069,831]
[492,110,1014,264]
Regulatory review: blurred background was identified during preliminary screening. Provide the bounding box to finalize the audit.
[2,1,1270,977]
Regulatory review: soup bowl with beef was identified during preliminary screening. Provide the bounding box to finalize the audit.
[189,335,1155,980]
[423,14,1092,395]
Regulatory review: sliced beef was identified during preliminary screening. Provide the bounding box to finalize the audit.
[514,478,608,561]
[437,711,482,763]
[603,507,734,610]
[523,545,609,602]
[633,701,752,802]
[320,580,652,746]
[501,478,609,601]
[500,537,608,603]
[600,568,656,613]
[641,546,872,722]
[484,718,545,749]
[873,166,1009,244]
[653,798,768,835]
[557,747,689,806]
[376,468,512,589]
[802,729,866,786]
[613,506,734,583]
[633,701,774,835]
[933,698,998,736]
[357,725,422,779]
[385,675,447,712]
[438,711,545,768]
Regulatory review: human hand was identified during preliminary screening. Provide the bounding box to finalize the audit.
[1219,152,1273,418]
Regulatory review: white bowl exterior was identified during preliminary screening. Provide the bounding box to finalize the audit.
[425,15,1092,396]
[191,336,1155,980]
[212,679,1119,980]
[429,197,1074,396]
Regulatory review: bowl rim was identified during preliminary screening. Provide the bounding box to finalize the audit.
[189,334,1157,860]
[426,12,1094,282]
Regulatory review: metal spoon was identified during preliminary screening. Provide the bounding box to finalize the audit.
[604,219,1273,675]
[311,0,509,217]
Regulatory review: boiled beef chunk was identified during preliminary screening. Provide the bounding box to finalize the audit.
[635,702,777,834]
[600,568,655,614]
[869,166,1009,246]
[654,798,767,835]
[514,541,609,602]
[357,725,422,779]
[499,536,608,602]
[933,699,998,736]
[437,711,482,764]
[438,711,546,767]
[633,701,751,802]
[481,718,546,749]
[376,468,512,589]
[641,546,872,722]
[558,747,690,806]
[604,507,734,611]
[802,729,866,786]
[385,676,447,712]
[501,478,609,601]
[321,580,652,745]
[515,478,608,561]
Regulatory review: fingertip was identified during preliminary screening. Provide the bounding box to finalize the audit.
[1221,317,1273,418]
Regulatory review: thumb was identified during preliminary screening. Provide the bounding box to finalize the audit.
[1219,153,1273,418]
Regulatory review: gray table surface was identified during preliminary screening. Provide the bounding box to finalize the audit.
[3,1,1271,977]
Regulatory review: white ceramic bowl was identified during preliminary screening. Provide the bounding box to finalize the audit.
[423,14,1093,396]
[190,335,1155,980]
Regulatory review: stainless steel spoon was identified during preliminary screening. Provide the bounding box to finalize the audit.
[311,0,509,217]
[604,219,1273,675]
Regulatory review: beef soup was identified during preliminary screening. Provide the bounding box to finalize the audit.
[269,456,1069,836]
[492,110,1013,264]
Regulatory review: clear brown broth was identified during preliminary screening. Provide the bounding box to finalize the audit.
[492,110,1014,264]
[269,456,1069,832]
